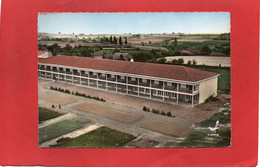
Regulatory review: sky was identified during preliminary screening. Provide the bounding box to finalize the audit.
[38,12,230,35]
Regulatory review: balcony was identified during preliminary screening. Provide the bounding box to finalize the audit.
[164,85,177,91]
[117,78,126,83]
[89,75,97,79]
[139,82,149,87]
[128,80,137,85]
[151,84,162,89]
[98,76,106,80]
[179,88,192,94]
[107,77,116,82]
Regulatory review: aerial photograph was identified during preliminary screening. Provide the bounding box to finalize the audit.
[37,12,231,148]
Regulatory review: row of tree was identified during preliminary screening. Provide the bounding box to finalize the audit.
[100,36,128,45]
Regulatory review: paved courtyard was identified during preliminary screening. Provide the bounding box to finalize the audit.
[38,78,230,147]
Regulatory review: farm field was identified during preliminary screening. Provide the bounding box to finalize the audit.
[51,126,136,148]
[39,119,81,143]
[166,56,230,67]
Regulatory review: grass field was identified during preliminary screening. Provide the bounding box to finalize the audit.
[199,112,231,127]
[193,66,230,92]
[39,119,81,143]
[175,128,231,148]
[51,126,136,148]
[38,107,64,124]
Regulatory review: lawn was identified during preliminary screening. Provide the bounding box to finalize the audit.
[193,66,230,92]
[175,128,231,148]
[39,119,81,143]
[51,126,136,148]
[199,112,231,127]
[38,107,64,124]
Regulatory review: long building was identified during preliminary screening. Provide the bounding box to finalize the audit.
[38,55,219,107]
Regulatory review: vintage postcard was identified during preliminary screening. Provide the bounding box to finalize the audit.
[37,12,231,148]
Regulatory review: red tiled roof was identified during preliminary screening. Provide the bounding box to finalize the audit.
[38,50,47,56]
[38,55,219,82]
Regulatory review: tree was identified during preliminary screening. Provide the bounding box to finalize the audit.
[174,37,178,46]
[119,36,123,45]
[187,60,192,66]
[192,59,197,65]
[177,58,184,65]
[113,36,117,44]
[124,37,128,45]
[109,36,113,44]
[200,45,211,53]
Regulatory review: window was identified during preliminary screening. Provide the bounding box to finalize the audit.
[158,90,163,96]
[146,89,150,94]
[185,95,194,101]
[172,83,177,88]
[140,88,144,92]
[172,93,177,99]
[165,92,170,97]
[134,87,138,92]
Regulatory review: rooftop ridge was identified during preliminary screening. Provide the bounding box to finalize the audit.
[183,66,196,82]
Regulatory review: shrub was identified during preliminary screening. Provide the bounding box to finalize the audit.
[152,109,160,114]
[147,108,150,112]
[161,111,166,115]
[192,59,197,65]
[187,60,192,66]
[143,106,147,111]
[167,111,172,117]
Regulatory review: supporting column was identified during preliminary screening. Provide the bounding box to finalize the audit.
[44,66,46,78]
[192,85,194,107]
[106,73,108,91]
[137,78,139,97]
[126,76,128,94]
[176,83,179,104]
[71,69,74,84]
[116,75,118,93]
[163,82,165,101]
[79,71,82,85]
[51,67,53,79]
[88,71,90,87]
[150,78,152,99]
[97,73,99,89]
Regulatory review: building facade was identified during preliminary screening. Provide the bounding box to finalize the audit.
[38,55,219,107]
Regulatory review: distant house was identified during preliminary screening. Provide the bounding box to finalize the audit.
[94,52,132,61]
[93,52,105,59]
[111,53,132,61]
[38,50,52,58]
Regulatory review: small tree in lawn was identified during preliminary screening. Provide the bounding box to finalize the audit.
[114,36,118,44]
[109,36,113,44]
[119,36,123,45]
[192,59,197,65]
[187,60,192,66]
[124,37,128,45]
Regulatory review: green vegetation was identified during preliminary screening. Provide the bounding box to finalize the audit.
[152,109,160,114]
[192,66,230,92]
[162,40,230,55]
[176,128,231,147]
[39,119,81,143]
[199,112,231,127]
[38,107,64,124]
[51,126,136,148]
[50,86,106,102]
[179,33,220,36]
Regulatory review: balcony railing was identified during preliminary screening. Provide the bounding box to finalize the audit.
[117,79,126,83]
[139,82,149,87]
[107,78,116,81]
[164,85,177,91]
